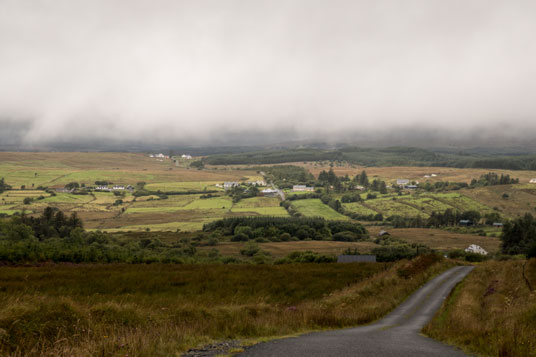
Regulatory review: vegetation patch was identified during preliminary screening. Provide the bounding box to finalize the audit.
[291,199,350,220]
[424,260,536,356]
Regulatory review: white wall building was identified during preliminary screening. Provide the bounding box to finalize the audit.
[465,244,488,255]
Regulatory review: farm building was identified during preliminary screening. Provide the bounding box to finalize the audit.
[459,219,472,226]
[465,244,488,255]
[530,178,536,183]
[261,188,279,197]
[396,179,409,186]
[292,185,314,192]
[337,255,377,263]
[181,154,193,159]
[223,182,239,190]
[112,185,125,190]
[378,230,390,237]
[492,222,504,228]
[406,185,418,189]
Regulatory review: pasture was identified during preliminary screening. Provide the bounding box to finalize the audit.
[291,199,349,220]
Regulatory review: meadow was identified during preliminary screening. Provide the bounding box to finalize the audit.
[291,199,349,220]
[0,256,454,356]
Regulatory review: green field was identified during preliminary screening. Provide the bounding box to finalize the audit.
[400,196,455,215]
[145,181,224,192]
[365,197,428,218]
[432,193,494,215]
[291,199,349,220]
[342,202,379,216]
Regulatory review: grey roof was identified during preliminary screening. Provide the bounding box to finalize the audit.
[337,255,376,263]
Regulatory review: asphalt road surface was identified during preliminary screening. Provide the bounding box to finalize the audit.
[241,265,473,357]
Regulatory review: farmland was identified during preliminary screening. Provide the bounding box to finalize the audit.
[1,151,535,240]
[0,152,278,231]
[291,199,349,220]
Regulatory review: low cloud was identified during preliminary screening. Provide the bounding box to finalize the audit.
[1,0,535,145]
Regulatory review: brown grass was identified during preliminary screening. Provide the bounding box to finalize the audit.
[424,259,536,356]
[367,226,502,253]
[0,258,455,356]
[461,185,536,219]
[198,241,378,258]
[280,162,536,184]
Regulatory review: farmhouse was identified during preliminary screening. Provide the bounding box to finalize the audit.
[530,178,536,184]
[181,154,193,159]
[337,255,376,263]
[112,185,125,190]
[223,182,239,190]
[406,185,418,189]
[465,244,488,255]
[493,222,504,228]
[459,219,472,226]
[94,186,111,191]
[378,230,390,237]
[292,185,314,192]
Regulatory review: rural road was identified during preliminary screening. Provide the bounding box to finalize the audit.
[240,265,473,357]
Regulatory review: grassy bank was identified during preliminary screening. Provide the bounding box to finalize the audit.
[423,259,536,356]
[0,256,454,356]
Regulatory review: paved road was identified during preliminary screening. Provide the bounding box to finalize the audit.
[240,266,473,357]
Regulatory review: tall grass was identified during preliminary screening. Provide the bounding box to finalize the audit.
[424,259,536,356]
[0,257,454,356]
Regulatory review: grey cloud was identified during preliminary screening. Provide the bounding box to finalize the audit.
[0,0,535,145]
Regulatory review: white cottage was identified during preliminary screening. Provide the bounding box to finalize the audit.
[465,244,488,255]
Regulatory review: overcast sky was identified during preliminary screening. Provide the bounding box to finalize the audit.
[1,0,536,145]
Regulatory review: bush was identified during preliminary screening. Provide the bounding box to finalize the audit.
[240,242,260,256]
[332,231,359,242]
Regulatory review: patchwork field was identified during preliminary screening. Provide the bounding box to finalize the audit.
[0,152,279,231]
[1,152,534,232]
[365,197,428,218]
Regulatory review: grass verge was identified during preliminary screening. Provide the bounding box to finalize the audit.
[423,259,536,356]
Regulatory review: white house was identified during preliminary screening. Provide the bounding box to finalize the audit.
[181,154,193,159]
[530,178,536,184]
[261,188,279,197]
[112,185,125,190]
[292,185,314,192]
[94,186,111,191]
[223,182,239,190]
[465,244,488,255]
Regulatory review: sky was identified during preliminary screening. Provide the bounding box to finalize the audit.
[1,0,536,146]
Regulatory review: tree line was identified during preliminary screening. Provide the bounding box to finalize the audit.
[203,216,368,242]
